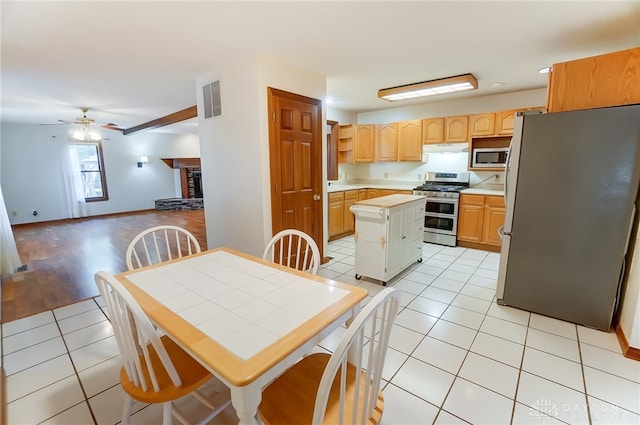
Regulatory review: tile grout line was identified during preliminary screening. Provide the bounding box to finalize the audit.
[50,297,104,425]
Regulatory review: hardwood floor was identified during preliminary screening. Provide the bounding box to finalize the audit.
[1,209,206,323]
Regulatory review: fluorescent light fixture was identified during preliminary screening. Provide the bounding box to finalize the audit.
[378,73,478,101]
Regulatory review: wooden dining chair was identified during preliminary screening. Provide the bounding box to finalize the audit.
[126,225,201,270]
[258,287,401,425]
[94,271,230,425]
[262,229,321,275]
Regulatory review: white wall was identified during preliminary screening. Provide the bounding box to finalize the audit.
[338,154,502,187]
[327,107,357,125]
[0,122,200,224]
[196,54,326,257]
[357,88,547,124]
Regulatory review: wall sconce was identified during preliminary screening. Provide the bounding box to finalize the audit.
[137,156,149,168]
[378,73,478,101]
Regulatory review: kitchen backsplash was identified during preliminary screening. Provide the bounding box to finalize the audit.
[333,153,504,188]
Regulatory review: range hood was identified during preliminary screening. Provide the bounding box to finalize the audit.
[422,143,468,153]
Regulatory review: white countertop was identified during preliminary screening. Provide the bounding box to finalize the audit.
[461,188,504,196]
[353,194,425,208]
[327,182,418,193]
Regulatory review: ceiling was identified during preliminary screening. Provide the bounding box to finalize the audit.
[1,1,639,135]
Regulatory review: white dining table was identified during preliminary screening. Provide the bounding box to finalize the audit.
[115,247,368,425]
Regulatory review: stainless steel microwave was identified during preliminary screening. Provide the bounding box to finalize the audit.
[472,147,508,168]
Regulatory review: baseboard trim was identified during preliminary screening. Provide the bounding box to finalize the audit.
[11,209,158,228]
[1,367,6,425]
[615,324,640,362]
[456,240,501,253]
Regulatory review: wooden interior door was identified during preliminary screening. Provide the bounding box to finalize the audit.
[268,87,323,258]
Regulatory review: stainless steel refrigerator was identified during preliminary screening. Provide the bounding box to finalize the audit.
[496,104,640,331]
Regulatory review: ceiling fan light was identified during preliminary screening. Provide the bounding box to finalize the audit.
[71,126,102,142]
[378,73,478,102]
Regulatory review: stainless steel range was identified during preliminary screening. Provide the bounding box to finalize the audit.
[413,171,470,247]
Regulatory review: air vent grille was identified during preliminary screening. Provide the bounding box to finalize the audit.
[203,80,222,119]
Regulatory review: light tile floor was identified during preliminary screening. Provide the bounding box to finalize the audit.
[2,237,640,424]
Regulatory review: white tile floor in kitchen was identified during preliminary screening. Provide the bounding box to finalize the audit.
[2,236,640,424]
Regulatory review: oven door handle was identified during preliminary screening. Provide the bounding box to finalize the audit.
[425,197,459,204]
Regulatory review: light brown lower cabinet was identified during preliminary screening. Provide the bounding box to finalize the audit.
[328,191,345,239]
[343,190,358,233]
[483,196,506,246]
[329,188,412,240]
[457,194,505,250]
[329,190,359,240]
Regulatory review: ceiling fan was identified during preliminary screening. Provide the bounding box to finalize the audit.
[42,107,124,133]
[58,107,124,132]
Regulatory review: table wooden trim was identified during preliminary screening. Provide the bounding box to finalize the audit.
[115,247,368,387]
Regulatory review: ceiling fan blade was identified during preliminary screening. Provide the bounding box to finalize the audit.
[100,124,124,132]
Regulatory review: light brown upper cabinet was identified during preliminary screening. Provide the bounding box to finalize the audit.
[338,124,375,163]
[547,47,640,112]
[422,117,445,144]
[376,122,398,162]
[469,113,496,137]
[353,124,375,163]
[495,110,517,135]
[338,124,353,163]
[397,120,422,161]
[444,115,469,142]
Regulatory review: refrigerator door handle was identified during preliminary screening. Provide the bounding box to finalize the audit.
[504,140,513,205]
[497,225,511,240]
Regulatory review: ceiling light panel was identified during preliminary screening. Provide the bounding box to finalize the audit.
[378,74,478,101]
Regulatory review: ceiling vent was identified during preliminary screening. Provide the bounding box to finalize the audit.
[203,80,222,119]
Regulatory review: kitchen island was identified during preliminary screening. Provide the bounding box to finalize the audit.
[350,194,425,285]
[327,182,418,240]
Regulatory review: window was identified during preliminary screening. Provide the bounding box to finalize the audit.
[70,142,109,202]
